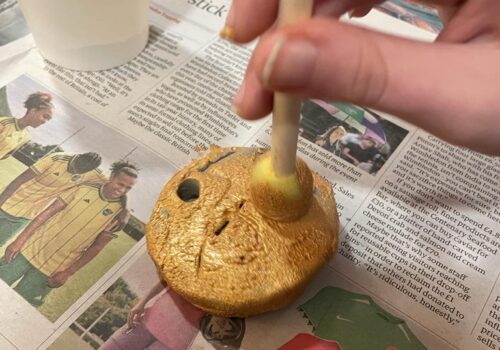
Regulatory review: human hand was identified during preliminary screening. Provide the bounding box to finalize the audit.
[106,209,130,232]
[3,239,24,262]
[225,0,500,156]
[315,139,326,146]
[127,302,146,329]
[47,270,72,288]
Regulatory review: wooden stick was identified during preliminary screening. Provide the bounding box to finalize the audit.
[271,0,314,177]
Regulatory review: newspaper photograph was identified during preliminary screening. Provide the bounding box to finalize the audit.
[0,0,29,46]
[49,252,246,350]
[299,100,409,176]
[188,267,445,349]
[0,0,33,60]
[0,73,177,348]
[376,0,442,33]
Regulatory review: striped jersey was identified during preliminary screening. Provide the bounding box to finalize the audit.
[0,116,29,159]
[1,152,106,219]
[22,183,123,276]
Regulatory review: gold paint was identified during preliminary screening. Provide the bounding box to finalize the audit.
[146,146,339,317]
[219,26,235,40]
[250,151,313,222]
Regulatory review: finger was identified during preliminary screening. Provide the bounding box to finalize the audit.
[416,0,463,8]
[233,45,274,120]
[221,0,383,42]
[236,18,500,154]
[108,221,119,231]
[348,5,373,18]
[127,312,134,328]
[437,0,500,43]
[47,280,59,288]
[221,0,279,43]
[434,4,459,25]
[315,0,380,17]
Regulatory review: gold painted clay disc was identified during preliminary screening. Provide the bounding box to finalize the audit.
[146,146,339,317]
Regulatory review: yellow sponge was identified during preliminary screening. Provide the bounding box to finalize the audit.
[250,151,313,221]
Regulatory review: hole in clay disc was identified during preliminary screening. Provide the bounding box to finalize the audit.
[177,178,200,202]
[215,220,229,236]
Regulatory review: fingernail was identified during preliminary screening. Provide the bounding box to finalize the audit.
[262,37,319,88]
[232,81,245,115]
[262,37,286,86]
[220,3,236,40]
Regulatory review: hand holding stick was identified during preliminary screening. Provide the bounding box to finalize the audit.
[250,0,315,222]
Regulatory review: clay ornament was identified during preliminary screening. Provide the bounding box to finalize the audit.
[146,146,339,317]
[147,0,339,317]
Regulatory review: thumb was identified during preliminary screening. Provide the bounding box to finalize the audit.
[234,18,500,155]
[127,310,135,328]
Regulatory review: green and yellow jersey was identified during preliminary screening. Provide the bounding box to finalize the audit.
[22,183,123,276]
[1,152,106,219]
[0,116,29,159]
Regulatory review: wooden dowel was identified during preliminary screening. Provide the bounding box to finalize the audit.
[271,0,314,177]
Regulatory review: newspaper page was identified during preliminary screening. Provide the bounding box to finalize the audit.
[0,1,498,349]
[376,0,443,33]
[0,0,34,60]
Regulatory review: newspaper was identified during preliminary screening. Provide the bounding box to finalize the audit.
[0,0,498,349]
[0,0,34,61]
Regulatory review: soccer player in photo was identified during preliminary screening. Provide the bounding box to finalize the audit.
[0,161,138,306]
[0,152,105,245]
[0,92,54,159]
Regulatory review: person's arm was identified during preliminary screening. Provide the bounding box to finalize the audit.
[3,198,66,262]
[105,195,130,232]
[127,281,166,328]
[0,168,37,207]
[105,208,130,233]
[0,126,13,160]
[47,231,115,287]
[1,140,29,160]
[315,138,326,146]
[341,146,360,166]
[116,208,130,230]
[315,127,333,145]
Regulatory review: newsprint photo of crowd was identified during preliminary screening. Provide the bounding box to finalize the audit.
[299,99,408,176]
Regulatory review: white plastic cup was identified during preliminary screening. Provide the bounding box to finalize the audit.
[17,0,150,71]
